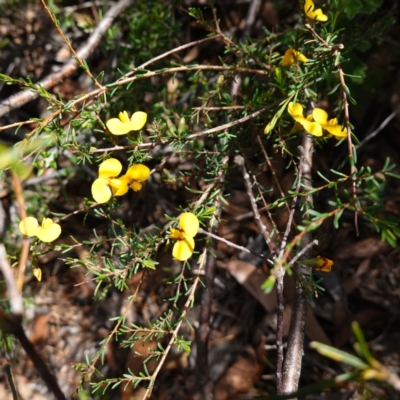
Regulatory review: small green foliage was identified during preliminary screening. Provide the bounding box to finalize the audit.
[344,0,383,19]
[262,275,276,294]
[1,0,399,398]
[311,322,400,391]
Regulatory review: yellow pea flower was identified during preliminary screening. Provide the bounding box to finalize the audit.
[19,216,61,243]
[304,0,328,22]
[281,48,309,66]
[106,111,147,135]
[289,116,313,134]
[299,256,334,272]
[169,213,199,261]
[288,103,347,138]
[312,108,347,138]
[91,158,123,203]
[288,102,323,137]
[112,164,151,196]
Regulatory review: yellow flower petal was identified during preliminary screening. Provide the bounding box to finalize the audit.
[282,49,295,66]
[36,219,61,242]
[19,216,39,236]
[179,212,199,238]
[289,121,304,134]
[313,109,347,137]
[323,123,347,138]
[299,118,323,137]
[129,111,147,131]
[316,256,333,272]
[125,164,150,182]
[169,228,182,240]
[41,218,54,229]
[296,52,309,63]
[312,108,329,125]
[110,177,129,196]
[92,178,112,203]
[106,118,133,135]
[172,236,195,261]
[288,103,323,136]
[119,111,130,123]
[106,111,147,135]
[325,117,347,137]
[282,49,308,66]
[33,267,42,281]
[289,115,313,134]
[288,102,305,119]
[130,181,143,192]
[304,0,328,22]
[98,158,122,179]
[311,8,328,22]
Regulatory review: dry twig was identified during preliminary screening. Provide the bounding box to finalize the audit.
[0,0,135,118]
[234,155,274,253]
[4,364,19,400]
[275,156,302,393]
[282,138,314,396]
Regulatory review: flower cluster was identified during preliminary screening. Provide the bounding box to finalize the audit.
[106,111,147,135]
[91,158,150,204]
[19,217,61,243]
[281,48,308,67]
[281,1,327,66]
[304,0,328,23]
[288,102,347,138]
[169,213,199,261]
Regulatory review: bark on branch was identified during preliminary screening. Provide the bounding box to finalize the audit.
[282,136,314,397]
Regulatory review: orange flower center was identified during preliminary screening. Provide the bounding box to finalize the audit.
[177,229,187,241]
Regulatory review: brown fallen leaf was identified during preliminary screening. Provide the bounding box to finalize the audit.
[343,258,371,294]
[121,337,159,400]
[214,347,260,400]
[337,237,391,259]
[223,260,277,312]
[29,313,51,345]
[183,46,200,63]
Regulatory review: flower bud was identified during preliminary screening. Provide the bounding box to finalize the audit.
[166,118,176,134]
[178,117,186,134]
[217,74,225,86]
[298,256,333,272]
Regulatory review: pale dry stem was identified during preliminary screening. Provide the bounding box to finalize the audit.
[275,155,302,393]
[282,137,313,396]
[40,0,103,89]
[234,155,274,253]
[12,172,30,291]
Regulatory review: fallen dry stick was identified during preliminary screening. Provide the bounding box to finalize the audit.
[0,0,135,118]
